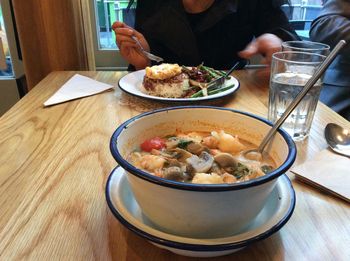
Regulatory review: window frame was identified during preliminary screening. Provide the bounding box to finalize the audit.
[88,0,129,70]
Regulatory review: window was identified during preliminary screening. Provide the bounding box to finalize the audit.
[96,0,136,50]
[0,5,13,76]
[282,0,324,39]
[89,0,136,69]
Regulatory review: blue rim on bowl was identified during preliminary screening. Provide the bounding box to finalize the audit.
[105,166,296,251]
[110,106,297,191]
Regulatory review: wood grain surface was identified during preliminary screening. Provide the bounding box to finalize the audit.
[0,70,349,260]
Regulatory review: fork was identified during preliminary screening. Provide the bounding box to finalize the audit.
[207,61,242,90]
[131,36,164,63]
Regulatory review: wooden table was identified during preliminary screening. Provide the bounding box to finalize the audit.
[0,70,349,260]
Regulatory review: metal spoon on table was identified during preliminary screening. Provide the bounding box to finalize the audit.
[244,39,347,160]
[324,123,350,157]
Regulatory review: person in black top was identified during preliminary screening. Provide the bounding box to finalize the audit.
[112,0,299,70]
[310,0,350,120]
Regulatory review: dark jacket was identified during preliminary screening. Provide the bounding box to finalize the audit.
[310,0,350,87]
[133,0,299,69]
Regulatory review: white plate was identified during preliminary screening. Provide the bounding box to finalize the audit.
[118,70,240,102]
[105,167,295,258]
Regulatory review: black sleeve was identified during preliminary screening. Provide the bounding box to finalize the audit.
[134,0,163,32]
[310,0,350,56]
[254,0,300,41]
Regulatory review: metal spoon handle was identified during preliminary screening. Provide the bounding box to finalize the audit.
[258,40,347,153]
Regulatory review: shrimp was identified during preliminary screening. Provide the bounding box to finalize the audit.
[209,149,221,156]
[202,136,219,149]
[140,154,166,172]
[127,152,143,168]
[222,173,238,183]
[192,173,224,184]
[211,130,246,153]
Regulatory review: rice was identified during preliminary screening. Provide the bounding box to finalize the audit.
[142,73,190,98]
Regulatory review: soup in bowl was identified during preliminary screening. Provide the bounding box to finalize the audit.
[127,130,275,184]
[110,106,296,238]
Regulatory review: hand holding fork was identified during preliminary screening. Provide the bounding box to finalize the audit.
[112,22,163,69]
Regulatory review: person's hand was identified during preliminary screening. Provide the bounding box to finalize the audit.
[112,21,151,70]
[238,33,282,65]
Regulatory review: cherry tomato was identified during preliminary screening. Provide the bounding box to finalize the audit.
[140,137,166,152]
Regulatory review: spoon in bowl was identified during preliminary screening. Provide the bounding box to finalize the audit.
[324,123,350,157]
[244,39,347,161]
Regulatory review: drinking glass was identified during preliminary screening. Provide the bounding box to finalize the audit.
[268,51,326,141]
[282,41,330,56]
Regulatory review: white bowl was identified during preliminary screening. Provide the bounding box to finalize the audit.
[110,106,296,238]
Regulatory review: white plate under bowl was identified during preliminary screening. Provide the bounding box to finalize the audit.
[118,70,240,103]
[105,167,296,258]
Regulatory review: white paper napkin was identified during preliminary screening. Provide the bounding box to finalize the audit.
[44,74,114,106]
[291,149,350,203]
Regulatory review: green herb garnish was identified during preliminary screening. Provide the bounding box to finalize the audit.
[177,140,193,149]
[232,163,250,179]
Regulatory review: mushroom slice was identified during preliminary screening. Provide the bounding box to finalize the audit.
[189,79,208,89]
[158,150,177,159]
[214,153,238,168]
[172,148,193,162]
[209,162,222,175]
[185,163,196,177]
[186,142,205,155]
[163,166,187,182]
[186,151,214,173]
[166,158,182,167]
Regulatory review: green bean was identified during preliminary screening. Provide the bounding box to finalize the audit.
[206,66,225,77]
[212,69,226,77]
[190,84,235,98]
[199,65,220,78]
[181,65,191,73]
[221,70,232,79]
[208,85,235,95]
[206,66,223,78]
[190,90,204,98]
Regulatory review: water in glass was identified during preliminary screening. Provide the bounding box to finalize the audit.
[268,69,322,140]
